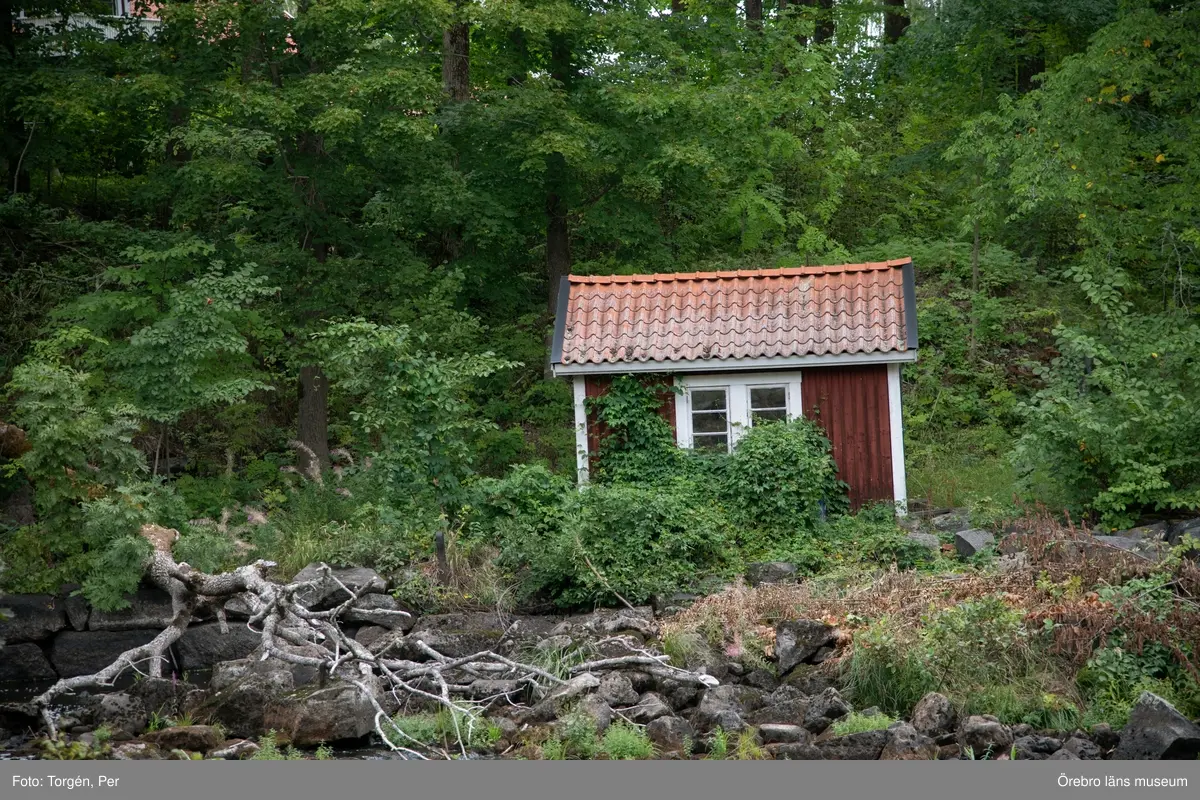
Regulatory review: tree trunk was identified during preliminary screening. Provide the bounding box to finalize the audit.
[746,0,763,31]
[546,34,574,314]
[297,365,330,477]
[671,0,685,14]
[883,0,909,44]
[442,17,470,102]
[814,0,834,45]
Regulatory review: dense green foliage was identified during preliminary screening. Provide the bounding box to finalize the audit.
[2,0,1199,608]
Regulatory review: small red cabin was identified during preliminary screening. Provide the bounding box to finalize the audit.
[549,259,919,512]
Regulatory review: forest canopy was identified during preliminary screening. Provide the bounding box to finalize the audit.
[1,0,1199,608]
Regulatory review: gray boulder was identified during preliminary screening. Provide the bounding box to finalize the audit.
[292,564,387,610]
[354,625,391,650]
[769,742,824,760]
[1012,735,1062,760]
[626,692,673,724]
[262,677,383,746]
[88,588,177,632]
[818,729,888,760]
[745,562,797,587]
[566,695,614,734]
[775,619,837,674]
[906,533,941,553]
[343,593,414,631]
[907,695,955,738]
[141,725,224,753]
[748,685,808,726]
[175,623,261,670]
[529,673,601,722]
[957,715,1013,758]
[758,723,808,744]
[1167,518,1200,546]
[646,716,695,755]
[694,685,753,732]
[803,687,851,734]
[0,594,67,642]
[880,721,938,760]
[597,673,640,708]
[1113,691,1200,760]
[1061,736,1102,760]
[1093,535,1165,562]
[930,510,970,532]
[1047,749,1079,760]
[0,642,57,681]
[208,740,261,760]
[954,529,995,559]
[94,692,149,737]
[189,658,296,738]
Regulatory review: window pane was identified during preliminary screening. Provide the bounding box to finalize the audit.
[751,409,788,424]
[692,412,729,434]
[691,389,727,411]
[750,386,787,410]
[693,433,728,451]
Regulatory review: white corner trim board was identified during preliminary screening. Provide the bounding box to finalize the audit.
[887,363,908,515]
[572,377,590,485]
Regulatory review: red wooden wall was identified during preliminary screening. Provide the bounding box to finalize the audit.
[800,364,893,510]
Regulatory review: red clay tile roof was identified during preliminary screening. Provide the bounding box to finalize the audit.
[554,259,916,370]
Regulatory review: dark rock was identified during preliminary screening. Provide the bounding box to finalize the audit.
[1113,691,1200,760]
[652,593,700,617]
[560,695,613,734]
[627,692,672,724]
[343,593,415,631]
[1092,535,1165,562]
[626,671,655,694]
[0,479,34,527]
[742,668,778,691]
[49,629,163,678]
[0,642,56,681]
[957,715,1013,758]
[880,721,938,760]
[175,623,261,669]
[1047,749,1079,760]
[354,625,390,650]
[774,619,836,674]
[88,589,176,632]
[803,687,851,734]
[400,612,556,659]
[745,562,797,587]
[142,725,224,753]
[208,740,260,759]
[954,529,995,559]
[1116,522,1169,541]
[906,533,941,552]
[1010,723,1034,739]
[748,685,808,727]
[758,723,808,744]
[769,742,823,760]
[694,685,752,732]
[930,510,970,532]
[646,716,695,755]
[1090,722,1119,751]
[1167,518,1200,546]
[550,607,658,640]
[1012,735,1062,760]
[911,692,957,737]
[464,680,525,702]
[818,729,888,760]
[1062,736,1102,760]
[529,673,600,723]
[597,673,640,708]
[0,594,67,642]
[292,564,387,610]
[936,744,960,760]
[190,658,296,738]
[262,677,384,746]
[60,590,90,632]
[94,693,149,737]
[128,677,195,720]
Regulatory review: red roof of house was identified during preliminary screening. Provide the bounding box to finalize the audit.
[552,259,917,372]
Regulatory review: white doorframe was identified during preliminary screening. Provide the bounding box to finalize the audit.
[572,377,589,485]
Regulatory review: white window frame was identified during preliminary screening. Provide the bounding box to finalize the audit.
[676,371,804,452]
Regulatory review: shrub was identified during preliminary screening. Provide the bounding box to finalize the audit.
[843,620,934,717]
[600,722,654,760]
[588,376,684,485]
[721,418,847,535]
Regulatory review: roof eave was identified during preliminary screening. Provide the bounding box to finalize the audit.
[550,349,919,378]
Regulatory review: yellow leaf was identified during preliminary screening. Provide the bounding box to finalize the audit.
[1086,97,1093,103]
[1079,213,1087,219]
[1143,38,1152,47]
[1151,353,1159,358]
[1121,94,1132,103]
[1070,164,1076,170]
[1086,181,1094,189]
[1155,153,1166,163]
[1101,84,1116,95]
